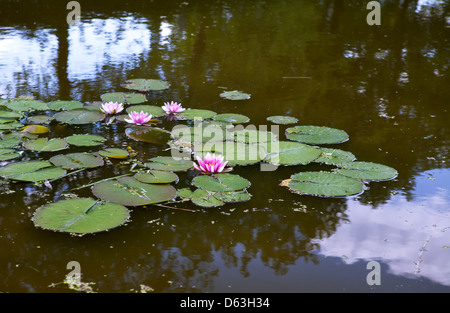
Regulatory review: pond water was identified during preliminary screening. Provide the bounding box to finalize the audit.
[0,0,449,293]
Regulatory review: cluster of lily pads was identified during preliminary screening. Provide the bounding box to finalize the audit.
[0,78,397,236]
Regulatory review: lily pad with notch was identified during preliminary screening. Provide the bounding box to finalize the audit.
[286,125,349,145]
[121,78,170,91]
[32,198,130,235]
[220,90,251,100]
[264,141,321,166]
[49,153,104,170]
[178,109,217,120]
[267,115,299,125]
[125,126,171,144]
[333,161,398,181]
[134,170,179,184]
[314,148,356,165]
[47,100,84,111]
[23,138,69,152]
[192,173,250,192]
[54,109,105,125]
[213,113,250,124]
[145,156,194,172]
[0,160,66,182]
[101,92,147,105]
[65,134,106,147]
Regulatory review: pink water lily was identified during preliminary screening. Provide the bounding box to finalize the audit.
[162,101,185,114]
[193,153,229,174]
[124,111,152,125]
[100,102,124,115]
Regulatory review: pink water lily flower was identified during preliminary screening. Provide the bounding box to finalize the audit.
[162,101,185,114]
[124,111,152,125]
[193,153,228,174]
[100,102,124,115]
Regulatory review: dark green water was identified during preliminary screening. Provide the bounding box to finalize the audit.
[0,0,449,292]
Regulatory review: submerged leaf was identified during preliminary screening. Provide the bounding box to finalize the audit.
[220,90,251,100]
[267,115,298,125]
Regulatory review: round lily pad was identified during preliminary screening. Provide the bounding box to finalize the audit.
[125,126,171,144]
[28,115,54,124]
[92,176,177,206]
[126,105,165,117]
[267,115,298,125]
[314,148,356,165]
[0,137,20,148]
[220,90,251,100]
[32,198,130,235]
[47,100,84,111]
[213,113,250,124]
[231,129,277,144]
[192,173,250,192]
[121,78,170,91]
[264,141,321,165]
[6,100,48,112]
[213,190,251,203]
[23,138,69,152]
[0,148,21,161]
[195,141,267,166]
[145,156,194,172]
[0,160,66,182]
[49,153,104,169]
[333,161,398,181]
[101,92,147,104]
[65,134,106,147]
[134,170,178,184]
[171,124,232,144]
[178,109,217,120]
[285,125,349,145]
[286,171,364,197]
[21,125,50,134]
[0,110,22,119]
[99,148,130,159]
[191,189,225,208]
[54,109,105,125]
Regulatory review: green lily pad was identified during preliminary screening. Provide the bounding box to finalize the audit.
[267,115,298,125]
[54,109,105,125]
[195,141,267,166]
[5,100,48,112]
[315,148,356,165]
[0,148,21,161]
[28,115,54,124]
[0,110,22,119]
[134,170,179,184]
[125,105,166,117]
[0,160,66,182]
[23,138,69,152]
[49,153,104,170]
[333,161,398,181]
[177,188,194,199]
[286,125,349,144]
[191,189,225,208]
[213,190,251,203]
[264,141,321,165]
[286,171,364,197]
[0,137,20,148]
[92,176,177,206]
[171,124,232,144]
[99,148,131,159]
[178,109,217,120]
[65,134,106,147]
[145,156,194,172]
[47,100,84,111]
[192,173,250,192]
[0,120,21,130]
[125,126,171,144]
[101,92,147,105]
[32,198,130,235]
[231,129,277,144]
[121,79,170,91]
[220,90,251,100]
[213,113,250,124]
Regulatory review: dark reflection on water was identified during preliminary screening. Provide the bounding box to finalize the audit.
[0,0,449,292]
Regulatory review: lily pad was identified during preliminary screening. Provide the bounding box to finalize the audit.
[220,90,251,100]
[191,189,225,208]
[171,124,232,144]
[195,141,267,166]
[65,134,106,147]
[23,138,69,152]
[125,105,166,117]
[134,170,179,184]
[28,115,54,124]
[0,148,21,161]
[121,79,170,91]
[286,171,364,197]
[0,120,21,130]
[92,176,177,206]
[6,100,48,112]
[32,198,130,235]
[49,153,104,169]
[101,92,147,104]
[213,113,250,124]
[192,173,250,192]
[54,109,105,125]
[213,190,251,203]
[315,148,356,165]
[231,129,277,144]
[21,125,50,134]
[333,161,398,181]
[47,100,84,111]
[178,109,217,120]
[267,115,298,125]
[0,137,20,148]
[0,160,66,182]
[125,126,171,144]
[286,125,349,145]
[0,110,22,119]
[264,141,321,166]
[99,148,130,159]
[145,156,194,172]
